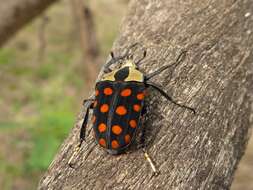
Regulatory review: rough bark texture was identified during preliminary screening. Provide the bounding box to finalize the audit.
[0,0,59,47]
[39,0,253,189]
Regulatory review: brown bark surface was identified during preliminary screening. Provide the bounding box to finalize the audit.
[39,0,253,189]
[0,0,59,47]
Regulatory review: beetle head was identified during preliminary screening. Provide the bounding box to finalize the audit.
[101,43,146,82]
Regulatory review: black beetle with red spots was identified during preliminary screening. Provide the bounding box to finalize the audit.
[68,44,196,175]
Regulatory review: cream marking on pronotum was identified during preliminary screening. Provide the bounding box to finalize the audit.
[101,59,144,82]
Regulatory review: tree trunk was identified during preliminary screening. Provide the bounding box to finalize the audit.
[0,0,59,47]
[38,0,253,189]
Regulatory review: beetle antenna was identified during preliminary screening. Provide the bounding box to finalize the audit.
[110,51,115,59]
[136,49,147,65]
[121,43,140,59]
[128,54,134,60]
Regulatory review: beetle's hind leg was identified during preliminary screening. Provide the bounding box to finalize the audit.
[142,148,160,176]
[68,99,94,168]
[141,129,160,176]
[138,106,160,176]
[140,123,160,176]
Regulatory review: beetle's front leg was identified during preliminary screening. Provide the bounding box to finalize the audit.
[68,99,95,168]
[145,51,187,80]
[104,52,116,73]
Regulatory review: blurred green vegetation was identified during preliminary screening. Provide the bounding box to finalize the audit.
[0,0,127,189]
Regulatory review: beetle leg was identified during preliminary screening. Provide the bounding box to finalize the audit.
[68,99,94,168]
[104,44,139,72]
[139,119,160,176]
[82,98,95,105]
[142,148,160,176]
[104,52,116,73]
[136,48,147,66]
[122,43,141,59]
[104,43,146,72]
[138,105,159,176]
[79,100,95,144]
[104,51,127,73]
[145,51,187,80]
[145,81,196,114]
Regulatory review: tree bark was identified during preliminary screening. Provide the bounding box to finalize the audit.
[0,0,59,47]
[39,0,253,189]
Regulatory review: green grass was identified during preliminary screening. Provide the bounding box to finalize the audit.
[0,122,19,129]
[26,101,75,171]
[36,63,57,79]
[0,48,15,66]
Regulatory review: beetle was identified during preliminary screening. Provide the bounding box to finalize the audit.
[68,44,195,175]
